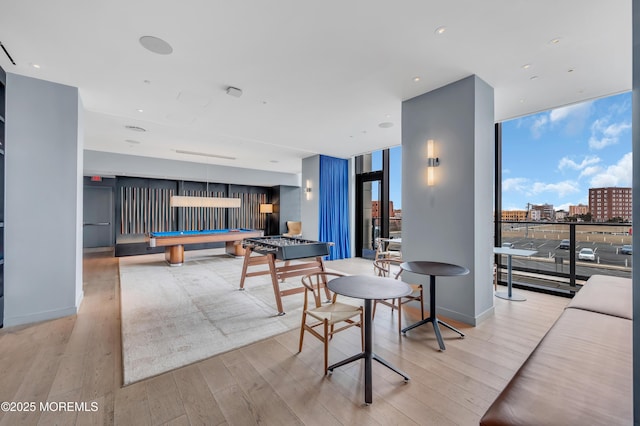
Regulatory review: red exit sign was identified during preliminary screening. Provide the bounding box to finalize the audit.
[90,176,102,182]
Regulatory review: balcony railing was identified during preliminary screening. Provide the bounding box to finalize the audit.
[496,221,632,295]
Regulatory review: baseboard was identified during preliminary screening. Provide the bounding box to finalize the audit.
[3,306,78,328]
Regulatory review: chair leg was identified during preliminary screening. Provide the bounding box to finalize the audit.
[420,288,425,320]
[372,300,378,319]
[397,300,402,334]
[298,312,306,353]
[323,320,329,375]
[360,311,365,351]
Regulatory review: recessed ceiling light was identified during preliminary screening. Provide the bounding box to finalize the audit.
[521,64,531,70]
[549,37,561,45]
[139,36,173,55]
[125,139,141,144]
[378,122,394,128]
[434,26,446,35]
[567,68,574,73]
[32,63,40,69]
[519,99,525,103]
[385,114,391,118]
[137,109,144,113]
[413,76,421,82]
[125,125,146,132]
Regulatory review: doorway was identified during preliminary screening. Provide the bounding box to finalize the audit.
[83,185,114,248]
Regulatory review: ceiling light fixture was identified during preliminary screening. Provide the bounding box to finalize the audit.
[125,125,146,132]
[32,63,41,69]
[137,109,144,113]
[125,139,141,144]
[378,122,394,128]
[530,75,539,80]
[226,86,243,97]
[139,36,173,55]
[413,76,421,82]
[434,26,446,35]
[549,37,561,45]
[175,149,236,160]
[521,64,531,69]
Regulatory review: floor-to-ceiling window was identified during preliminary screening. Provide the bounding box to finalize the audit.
[355,147,402,258]
[496,92,632,294]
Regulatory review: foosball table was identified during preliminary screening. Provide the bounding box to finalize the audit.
[240,236,333,315]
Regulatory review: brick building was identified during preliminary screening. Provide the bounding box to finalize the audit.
[589,187,632,222]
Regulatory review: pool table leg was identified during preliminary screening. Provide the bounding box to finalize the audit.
[165,245,184,266]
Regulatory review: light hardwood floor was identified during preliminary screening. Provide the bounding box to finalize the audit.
[0,252,569,425]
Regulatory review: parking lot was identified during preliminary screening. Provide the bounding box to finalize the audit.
[500,224,632,280]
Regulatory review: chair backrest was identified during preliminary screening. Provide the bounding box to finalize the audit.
[301,272,345,308]
[286,221,302,235]
[373,259,403,280]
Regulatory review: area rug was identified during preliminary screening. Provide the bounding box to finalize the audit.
[119,249,320,385]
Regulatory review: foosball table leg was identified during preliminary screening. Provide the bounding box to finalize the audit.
[268,254,286,315]
[239,246,252,290]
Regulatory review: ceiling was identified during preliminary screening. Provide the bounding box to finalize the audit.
[0,1,631,175]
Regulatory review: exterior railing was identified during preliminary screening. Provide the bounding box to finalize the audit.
[497,221,632,295]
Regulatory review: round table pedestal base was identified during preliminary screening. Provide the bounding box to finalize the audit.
[495,291,526,301]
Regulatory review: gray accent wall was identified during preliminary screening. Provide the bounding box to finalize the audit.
[85,150,300,188]
[401,75,495,326]
[301,155,320,241]
[4,74,83,327]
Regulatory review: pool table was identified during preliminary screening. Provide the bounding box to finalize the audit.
[148,228,263,266]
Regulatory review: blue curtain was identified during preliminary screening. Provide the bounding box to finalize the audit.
[319,155,351,260]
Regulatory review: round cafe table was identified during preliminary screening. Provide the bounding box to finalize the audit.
[400,261,469,351]
[327,275,412,405]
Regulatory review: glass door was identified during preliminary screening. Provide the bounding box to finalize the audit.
[356,174,383,259]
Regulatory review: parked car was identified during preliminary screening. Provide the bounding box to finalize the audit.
[502,242,514,248]
[620,244,633,255]
[578,248,596,261]
[558,239,570,249]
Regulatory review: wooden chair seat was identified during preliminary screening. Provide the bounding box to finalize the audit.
[298,272,364,374]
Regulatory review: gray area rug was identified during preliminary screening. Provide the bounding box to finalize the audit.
[119,249,319,385]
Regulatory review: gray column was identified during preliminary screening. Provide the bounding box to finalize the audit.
[401,75,495,325]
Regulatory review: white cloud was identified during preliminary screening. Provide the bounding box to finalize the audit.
[579,165,602,179]
[502,177,529,192]
[530,115,548,138]
[588,118,631,150]
[531,180,580,198]
[557,155,600,171]
[589,152,632,187]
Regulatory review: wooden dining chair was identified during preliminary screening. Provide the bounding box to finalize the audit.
[298,272,364,374]
[374,237,402,261]
[372,259,424,334]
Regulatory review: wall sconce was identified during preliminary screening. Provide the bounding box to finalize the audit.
[305,180,312,200]
[259,203,274,214]
[427,139,440,186]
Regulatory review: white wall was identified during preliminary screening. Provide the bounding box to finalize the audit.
[401,75,495,326]
[301,155,320,241]
[5,74,83,327]
[85,150,300,188]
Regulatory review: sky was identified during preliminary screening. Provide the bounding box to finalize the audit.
[502,91,632,211]
[372,91,632,213]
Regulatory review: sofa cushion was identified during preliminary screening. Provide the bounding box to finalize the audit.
[566,274,632,319]
[480,308,632,426]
